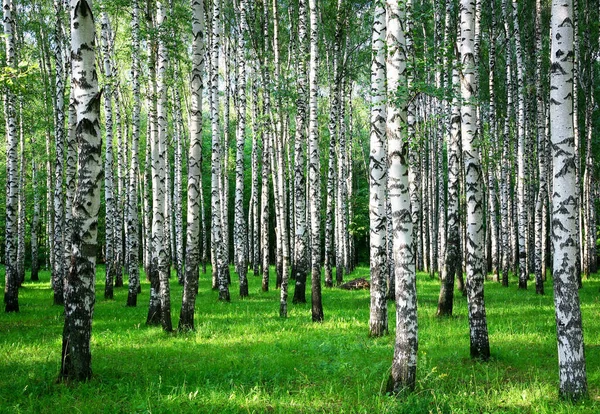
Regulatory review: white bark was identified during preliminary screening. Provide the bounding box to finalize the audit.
[61,0,101,381]
[3,0,19,311]
[368,0,388,337]
[460,0,490,360]
[386,0,417,392]
[550,0,588,400]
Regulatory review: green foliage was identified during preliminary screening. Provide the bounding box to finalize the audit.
[1,267,599,412]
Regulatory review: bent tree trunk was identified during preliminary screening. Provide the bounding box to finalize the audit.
[60,0,101,381]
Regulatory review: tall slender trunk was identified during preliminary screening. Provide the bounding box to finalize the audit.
[17,103,25,285]
[308,0,323,322]
[487,0,499,281]
[101,10,115,300]
[460,0,490,360]
[437,52,460,316]
[512,0,528,290]
[179,0,205,331]
[173,82,184,286]
[3,0,18,311]
[31,143,40,281]
[534,0,546,295]
[550,0,588,400]
[235,0,249,297]
[60,0,101,381]
[52,0,66,306]
[113,89,124,288]
[211,0,230,302]
[153,0,172,331]
[386,0,417,392]
[127,0,142,307]
[292,0,309,305]
[146,2,162,326]
[369,1,388,337]
[500,0,513,288]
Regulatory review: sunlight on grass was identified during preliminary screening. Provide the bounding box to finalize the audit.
[1,266,599,413]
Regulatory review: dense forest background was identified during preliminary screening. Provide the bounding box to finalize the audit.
[1,0,599,406]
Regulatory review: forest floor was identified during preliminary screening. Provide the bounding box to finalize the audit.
[1,265,599,413]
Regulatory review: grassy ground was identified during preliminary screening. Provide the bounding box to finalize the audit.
[1,266,599,413]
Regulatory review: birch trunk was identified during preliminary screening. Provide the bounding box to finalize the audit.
[3,0,19,311]
[534,0,546,295]
[235,0,249,297]
[60,0,101,380]
[126,0,142,307]
[307,0,323,322]
[292,0,309,305]
[52,0,66,306]
[550,0,588,400]
[385,0,417,392]
[179,0,205,331]
[211,0,230,302]
[17,103,25,285]
[511,0,528,290]
[368,0,388,337]
[154,0,172,331]
[101,10,115,300]
[460,0,490,360]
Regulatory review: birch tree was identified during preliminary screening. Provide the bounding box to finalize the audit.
[460,0,489,360]
[549,0,588,400]
[179,0,205,331]
[3,0,19,312]
[101,10,116,300]
[235,0,249,298]
[308,0,323,322]
[292,0,309,305]
[153,0,172,331]
[52,0,66,306]
[368,0,388,337]
[60,0,101,381]
[385,0,417,393]
[126,0,142,307]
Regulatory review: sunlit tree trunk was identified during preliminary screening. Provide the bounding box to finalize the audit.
[437,57,460,316]
[460,0,490,360]
[52,0,66,306]
[145,3,162,325]
[101,10,115,300]
[292,0,309,305]
[549,0,588,400]
[113,90,124,288]
[234,0,249,297]
[307,0,323,322]
[248,75,260,277]
[369,0,388,337]
[511,0,528,290]
[17,103,25,285]
[385,0,417,392]
[172,81,184,286]
[179,0,205,331]
[153,0,172,331]
[3,0,18,311]
[211,0,230,302]
[487,0,499,281]
[126,0,142,307]
[500,0,513,288]
[60,0,101,381]
[30,138,40,281]
[533,0,546,295]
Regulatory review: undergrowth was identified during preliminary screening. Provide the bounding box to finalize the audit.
[1,266,599,413]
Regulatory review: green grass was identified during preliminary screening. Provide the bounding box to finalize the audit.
[1,266,599,413]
